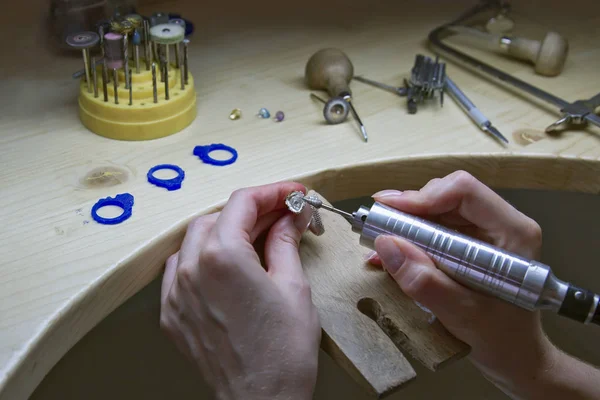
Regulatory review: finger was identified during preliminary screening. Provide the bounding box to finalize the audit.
[249,209,287,243]
[161,252,179,306]
[374,235,489,339]
[365,251,382,266]
[178,213,220,272]
[372,171,540,255]
[215,181,306,242]
[264,204,313,290]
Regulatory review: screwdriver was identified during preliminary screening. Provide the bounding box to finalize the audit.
[301,195,600,326]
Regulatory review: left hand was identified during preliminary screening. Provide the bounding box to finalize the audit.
[160,182,321,400]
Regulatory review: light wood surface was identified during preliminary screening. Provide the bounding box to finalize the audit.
[299,192,468,398]
[1,0,600,398]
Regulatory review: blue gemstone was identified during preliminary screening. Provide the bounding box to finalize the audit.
[258,108,271,118]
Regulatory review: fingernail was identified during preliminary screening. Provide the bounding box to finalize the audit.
[372,189,403,198]
[294,206,313,233]
[364,251,378,261]
[375,236,405,274]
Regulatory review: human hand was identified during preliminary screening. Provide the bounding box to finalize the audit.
[160,182,321,400]
[369,171,554,398]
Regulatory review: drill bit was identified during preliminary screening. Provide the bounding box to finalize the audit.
[344,96,368,142]
[353,76,408,96]
[302,196,354,222]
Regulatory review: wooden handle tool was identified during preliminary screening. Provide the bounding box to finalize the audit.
[449,26,569,76]
[305,49,368,142]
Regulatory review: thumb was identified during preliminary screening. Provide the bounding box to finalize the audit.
[374,235,486,335]
[264,206,313,291]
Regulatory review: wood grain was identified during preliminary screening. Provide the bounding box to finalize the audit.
[299,192,468,398]
[1,0,600,398]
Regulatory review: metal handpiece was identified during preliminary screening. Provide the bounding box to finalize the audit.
[302,197,600,326]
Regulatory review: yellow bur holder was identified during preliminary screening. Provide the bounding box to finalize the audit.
[79,24,196,141]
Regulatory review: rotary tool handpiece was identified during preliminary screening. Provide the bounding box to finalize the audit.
[304,197,600,326]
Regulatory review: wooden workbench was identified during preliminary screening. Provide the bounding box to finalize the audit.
[1,0,599,398]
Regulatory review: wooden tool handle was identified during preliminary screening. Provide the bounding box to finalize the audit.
[305,48,354,97]
[508,32,568,76]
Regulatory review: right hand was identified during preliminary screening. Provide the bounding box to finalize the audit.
[370,171,554,397]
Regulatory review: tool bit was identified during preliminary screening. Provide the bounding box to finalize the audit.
[102,58,108,102]
[129,69,133,105]
[144,20,151,70]
[163,61,169,100]
[92,57,98,98]
[123,34,130,89]
[113,68,119,104]
[353,76,408,97]
[152,62,158,103]
[183,39,189,84]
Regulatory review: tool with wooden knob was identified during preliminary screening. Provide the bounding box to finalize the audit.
[305,48,368,142]
[448,26,569,76]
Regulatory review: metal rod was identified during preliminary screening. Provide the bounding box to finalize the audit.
[302,196,354,221]
[310,93,327,104]
[353,76,406,96]
[165,44,170,72]
[179,46,185,90]
[99,25,105,58]
[344,97,368,142]
[183,39,189,84]
[129,69,133,105]
[164,61,169,100]
[102,58,108,102]
[113,68,119,104]
[135,44,140,74]
[144,20,151,70]
[123,34,130,89]
[152,63,158,103]
[82,49,92,93]
[92,57,98,98]
[175,42,180,69]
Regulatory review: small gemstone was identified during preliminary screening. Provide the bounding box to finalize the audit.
[229,108,242,120]
[274,111,284,122]
[257,107,270,118]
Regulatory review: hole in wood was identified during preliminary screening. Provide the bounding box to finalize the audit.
[357,297,410,349]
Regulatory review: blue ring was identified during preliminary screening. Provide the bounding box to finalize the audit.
[91,193,134,225]
[147,164,185,191]
[193,143,238,166]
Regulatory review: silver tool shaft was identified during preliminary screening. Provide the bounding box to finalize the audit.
[123,34,130,89]
[135,44,140,74]
[165,44,170,72]
[152,63,158,103]
[344,96,368,142]
[113,68,119,104]
[164,61,169,100]
[310,93,327,104]
[82,49,92,93]
[445,76,508,143]
[183,39,189,84]
[129,69,133,105]
[354,76,407,96]
[179,46,185,90]
[99,25,105,58]
[303,197,600,326]
[92,57,98,98]
[175,42,180,69]
[102,58,108,102]
[144,20,151,70]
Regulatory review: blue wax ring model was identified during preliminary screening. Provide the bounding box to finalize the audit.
[193,143,238,166]
[147,164,185,190]
[91,193,134,225]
